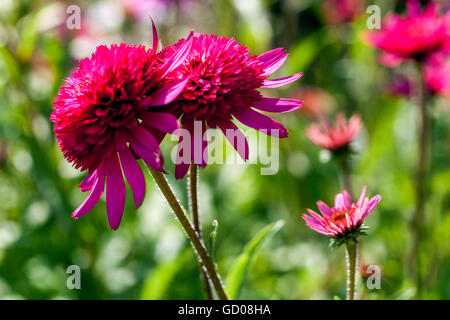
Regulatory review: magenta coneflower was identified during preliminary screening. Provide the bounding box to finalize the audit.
[302,187,381,244]
[51,27,193,229]
[157,33,303,178]
[306,113,361,152]
[366,0,450,63]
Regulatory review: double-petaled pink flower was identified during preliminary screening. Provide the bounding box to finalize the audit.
[158,33,303,178]
[306,113,361,151]
[51,25,193,229]
[366,0,450,65]
[302,187,381,243]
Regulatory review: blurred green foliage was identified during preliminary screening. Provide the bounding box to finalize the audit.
[0,0,449,300]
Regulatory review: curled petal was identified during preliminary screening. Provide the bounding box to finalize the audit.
[79,170,97,192]
[72,171,105,219]
[258,48,288,77]
[150,17,158,52]
[260,72,303,88]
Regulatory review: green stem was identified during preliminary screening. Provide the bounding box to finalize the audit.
[148,167,229,300]
[345,241,358,300]
[411,62,430,298]
[188,164,214,300]
[338,154,353,196]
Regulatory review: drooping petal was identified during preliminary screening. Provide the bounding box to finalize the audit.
[252,97,302,113]
[140,78,189,107]
[72,171,105,219]
[106,154,126,230]
[129,126,163,171]
[260,72,303,88]
[258,48,288,77]
[217,120,249,161]
[119,147,146,209]
[79,170,97,192]
[141,112,180,134]
[233,108,288,137]
[159,31,194,78]
[175,162,190,180]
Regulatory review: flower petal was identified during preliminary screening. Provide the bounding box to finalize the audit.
[119,147,146,209]
[79,170,97,192]
[252,97,302,113]
[342,190,352,208]
[362,195,382,219]
[258,48,288,77]
[334,193,345,210]
[141,112,180,134]
[260,72,303,88]
[316,201,332,217]
[217,120,249,161]
[150,17,158,52]
[160,31,194,78]
[233,108,288,137]
[140,78,189,107]
[72,171,105,219]
[357,186,367,207]
[106,154,126,230]
[130,126,163,171]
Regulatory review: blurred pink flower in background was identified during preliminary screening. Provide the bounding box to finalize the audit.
[123,0,197,19]
[159,33,303,179]
[366,0,450,64]
[302,187,381,238]
[321,0,364,24]
[306,113,361,151]
[293,87,336,118]
[424,54,450,96]
[386,74,413,97]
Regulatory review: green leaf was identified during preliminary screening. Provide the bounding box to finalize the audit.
[140,248,191,300]
[225,220,284,299]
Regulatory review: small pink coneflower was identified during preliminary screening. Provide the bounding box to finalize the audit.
[302,187,381,245]
[365,0,450,64]
[306,113,361,152]
[51,26,193,229]
[158,33,303,179]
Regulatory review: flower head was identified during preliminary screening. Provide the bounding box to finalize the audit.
[306,113,361,152]
[366,0,450,63]
[302,187,381,245]
[158,33,303,178]
[51,25,193,229]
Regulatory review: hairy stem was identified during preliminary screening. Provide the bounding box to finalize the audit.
[345,241,358,300]
[148,167,229,300]
[411,62,430,298]
[188,164,214,300]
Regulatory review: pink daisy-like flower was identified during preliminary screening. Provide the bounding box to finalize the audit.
[158,33,303,178]
[306,113,361,151]
[302,187,381,244]
[366,0,450,63]
[51,25,193,229]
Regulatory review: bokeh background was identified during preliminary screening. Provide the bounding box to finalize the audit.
[0,0,449,299]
